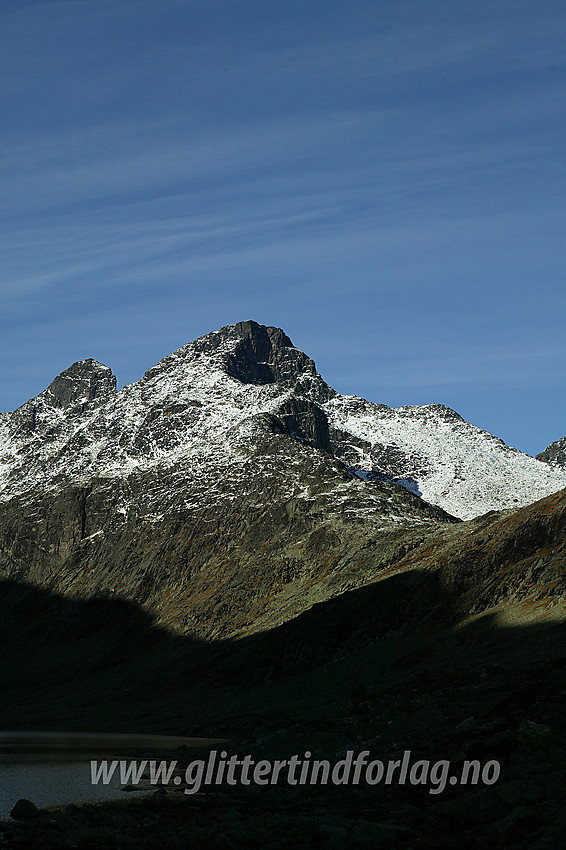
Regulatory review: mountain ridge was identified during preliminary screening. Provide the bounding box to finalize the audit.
[1,320,565,520]
[537,434,566,468]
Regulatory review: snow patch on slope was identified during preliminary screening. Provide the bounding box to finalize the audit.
[324,397,566,519]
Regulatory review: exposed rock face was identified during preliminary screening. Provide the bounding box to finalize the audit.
[7,359,116,437]
[270,397,332,452]
[43,359,117,409]
[219,320,330,391]
[537,435,566,467]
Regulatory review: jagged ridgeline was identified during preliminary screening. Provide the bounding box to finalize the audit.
[537,434,566,467]
[0,320,565,639]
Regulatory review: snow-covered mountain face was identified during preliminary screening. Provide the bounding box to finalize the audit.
[537,435,566,469]
[1,320,565,520]
[0,322,336,510]
[325,399,566,520]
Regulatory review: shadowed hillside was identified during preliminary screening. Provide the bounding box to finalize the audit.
[2,490,566,848]
[1,323,565,848]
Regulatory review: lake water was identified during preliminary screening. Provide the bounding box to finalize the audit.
[0,758,141,820]
[0,731,224,820]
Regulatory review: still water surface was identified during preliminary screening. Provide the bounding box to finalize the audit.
[0,758,138,819]
[0,731,223,820]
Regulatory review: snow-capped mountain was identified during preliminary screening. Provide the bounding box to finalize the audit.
[1,320,565,521]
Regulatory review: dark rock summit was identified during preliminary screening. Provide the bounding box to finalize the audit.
[44,359,117,409]
[218,320,328,390]
[24,359,116,411]
[537,434,566,467]
[144,319,334,399]
[7,359,116,438]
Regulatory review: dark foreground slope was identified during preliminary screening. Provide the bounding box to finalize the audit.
[1,490,566,849]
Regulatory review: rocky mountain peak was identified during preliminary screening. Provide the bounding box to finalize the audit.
[142,320,335,403]
[537,435,566,467]
[7,359,117,438]
[198,320,330,389]
[222,320,309,384]
[43,359,117,410]
[409,403,465,423]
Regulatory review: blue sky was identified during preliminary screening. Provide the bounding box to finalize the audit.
[1,0,565,456]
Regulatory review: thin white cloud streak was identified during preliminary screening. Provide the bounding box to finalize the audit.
[1,108,391,213]
[3,60,564,221]
[192,22,566,97]
[2,109,563,243]
[4,1,564,100]
[4,81,563,185]
[2,183,564,302]
[1,204,346,298]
